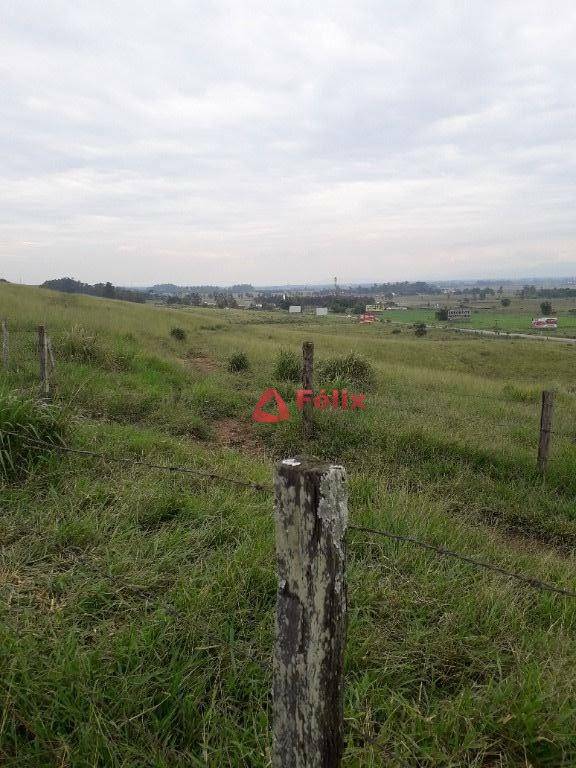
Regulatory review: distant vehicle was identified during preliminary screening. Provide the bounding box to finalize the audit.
[531,317,557,329]
[359,313,376,324]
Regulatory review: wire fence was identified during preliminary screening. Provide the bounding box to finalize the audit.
[12,433,576,600]
[4,324,576,765]
[3,322,576,597]
[4,323,576,417]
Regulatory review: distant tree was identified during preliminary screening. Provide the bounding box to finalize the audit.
[214,294,238,309]
[540,301,553,315]
[41,276,145,303]
[327,297,351,313]
[42,277,94,295]
[478,288,495,300]
[435,308,449,321]
[170,327,186,341]
[501,297,511,307]
[414,322,427,337]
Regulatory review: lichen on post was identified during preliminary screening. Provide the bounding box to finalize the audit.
[273,457,348,768]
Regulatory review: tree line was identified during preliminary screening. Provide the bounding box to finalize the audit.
[41,277,148,303]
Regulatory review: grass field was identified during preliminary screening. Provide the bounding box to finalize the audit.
[2,283,576,766]
[383,297,576,336]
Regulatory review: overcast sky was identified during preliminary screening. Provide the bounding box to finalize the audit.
[1,1,576,286]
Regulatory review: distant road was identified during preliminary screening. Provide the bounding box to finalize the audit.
[440,325,576,344]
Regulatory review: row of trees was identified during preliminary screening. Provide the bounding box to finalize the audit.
[518,285,576,299]
[41,277,148,303]
[356,281,437,296]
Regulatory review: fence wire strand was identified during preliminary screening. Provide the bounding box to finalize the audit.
[348,524,576,598]
[6,437,576,598]
[12,435,272,492]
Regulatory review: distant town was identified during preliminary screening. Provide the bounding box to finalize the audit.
[29,275,576,317]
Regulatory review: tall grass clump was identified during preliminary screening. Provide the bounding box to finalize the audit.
[227,351,250,372]
[170,327,186,341]
[273,349,301,382]
[0,390,66,480]
[60,326,135,371]
[317,352,375,388]
[60,325,105,364]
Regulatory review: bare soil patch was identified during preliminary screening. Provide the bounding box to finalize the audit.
[214,417,264,454]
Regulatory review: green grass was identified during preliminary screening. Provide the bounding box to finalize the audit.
[384,306,576,336]
[2,283,576,766]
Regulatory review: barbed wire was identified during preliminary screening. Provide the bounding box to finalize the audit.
[7,430,576,597]
[12,435,272,492]
[348,524,576,598]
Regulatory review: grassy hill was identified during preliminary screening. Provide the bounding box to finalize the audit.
[2,282,576,766]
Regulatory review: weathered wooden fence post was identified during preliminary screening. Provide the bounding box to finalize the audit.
[38,324,50,398]
[537,390,554,473]
[302,341,314,439]
[1,319,7,371]
[273,457,348,768]
[47,337,55,371]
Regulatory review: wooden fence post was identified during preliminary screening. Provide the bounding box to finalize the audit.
[537,390,554,473]
[1,320,7,371]
[273,457,348,768]
[38,325,50,398]
[47,337,55,371]
[302,341,314,439]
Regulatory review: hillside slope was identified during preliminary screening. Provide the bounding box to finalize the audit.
[2,283,576,766]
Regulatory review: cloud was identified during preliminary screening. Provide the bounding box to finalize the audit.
[0,0,575,284]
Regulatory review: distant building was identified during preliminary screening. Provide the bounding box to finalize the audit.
[531,317,557,329]
[289,305,301,313]
[316,307,328,316]
[366,302,408,312]
[359,313,377,324]
[447,307,471,321]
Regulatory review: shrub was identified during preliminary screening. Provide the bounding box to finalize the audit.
[273,349,300,382]
[170,327,186,341]
[260,408,372,461]
[317,353,374,387]
[60,326,134,371]
[502,384,539,403]
[392,328,401,335]
[227,352,250,372]
[435,308,449,321]
[0,390,66,480]
[61,326,106,365]
[501,297,511,307]
[414,323,427,337]
[540,301,553,315]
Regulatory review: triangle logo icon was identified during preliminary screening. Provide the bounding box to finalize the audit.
[252,388,290,423]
